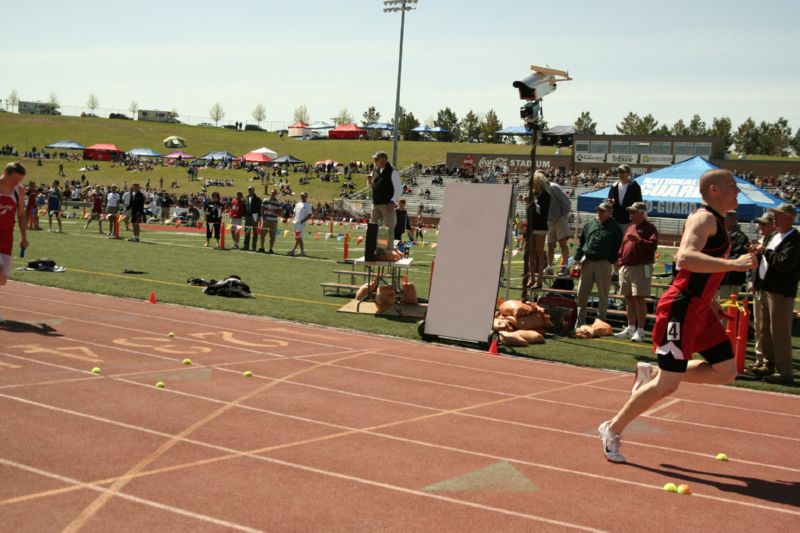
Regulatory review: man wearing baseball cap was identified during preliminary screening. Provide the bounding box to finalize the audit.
[752,203,799,385]
[573,201,623,326]
[607,164,642,232]
[614,202,658,342]
[368,151,402,252]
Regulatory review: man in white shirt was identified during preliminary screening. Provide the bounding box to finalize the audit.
[121,188,132,231]
[752,203,800,385]
[105,185,120,236]
[288,192,313,257]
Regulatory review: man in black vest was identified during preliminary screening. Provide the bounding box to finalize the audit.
[607,164,643,233]
[128,183,145,242]
[369,151,402,252]
[242,186,261,251]
[753,203,799,385]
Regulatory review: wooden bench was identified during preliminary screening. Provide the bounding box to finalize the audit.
[320,282,361,296]
[332,269,372,284]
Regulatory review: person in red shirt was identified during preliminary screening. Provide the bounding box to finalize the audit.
[613,202,658,342]
[83,187,106,233]
[1,162,29,322]
[26,181,40,230]
[229,191,244,249]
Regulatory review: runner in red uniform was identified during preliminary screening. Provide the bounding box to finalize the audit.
[228,191,244,249]
[83,187,106,233]
[598,169,757,463]
[1,162,29,322]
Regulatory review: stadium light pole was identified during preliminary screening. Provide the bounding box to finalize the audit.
[383,0,418,168]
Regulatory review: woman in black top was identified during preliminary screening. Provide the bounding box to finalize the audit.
[394,198,413,242]
[527,172,551,289]
[204,191,223,248]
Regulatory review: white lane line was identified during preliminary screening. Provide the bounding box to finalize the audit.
[0,304,291,358]
[1,293,346,351]
[3,386,798,522]
[0,457,261,532]
[0,393,602,532]
[642,398,682,417]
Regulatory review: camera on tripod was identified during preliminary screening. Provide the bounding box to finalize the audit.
[513,65,571,132]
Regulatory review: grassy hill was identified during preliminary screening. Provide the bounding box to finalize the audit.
[0,113,558,202]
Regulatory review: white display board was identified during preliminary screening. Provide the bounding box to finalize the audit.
[424,183,513,344]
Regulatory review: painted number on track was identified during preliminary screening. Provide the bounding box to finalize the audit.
[11,344,102,362]
[188,331,288,348]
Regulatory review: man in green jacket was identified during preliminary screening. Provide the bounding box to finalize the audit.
[573,202,623,325]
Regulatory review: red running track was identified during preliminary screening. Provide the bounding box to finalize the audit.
[1,282,799,532]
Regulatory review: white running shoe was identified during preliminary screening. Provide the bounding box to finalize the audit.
[631,362,654,392]
[613,326,634,339]
[630,329,645,343]
[598,421,626,463]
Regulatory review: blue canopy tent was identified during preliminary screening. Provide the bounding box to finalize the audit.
[576,156,784,221]
[200,151,236,161]
[127,147,162,157]
[46,140,85,150]
[364,122,393,130]
[495,126,533,136]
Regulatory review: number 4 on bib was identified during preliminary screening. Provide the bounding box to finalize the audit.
[667,322,681,341]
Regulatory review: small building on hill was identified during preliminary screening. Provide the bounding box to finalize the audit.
[18,101,61,115]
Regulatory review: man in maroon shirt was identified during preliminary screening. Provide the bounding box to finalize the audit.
[614,202,658,342]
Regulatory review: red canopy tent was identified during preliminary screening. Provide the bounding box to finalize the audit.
[241,152,273,164]
[328,123,368,140]
[83,143,123,161]
[288,121,310,137]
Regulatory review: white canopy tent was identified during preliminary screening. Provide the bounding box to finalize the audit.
[251,146,279,159]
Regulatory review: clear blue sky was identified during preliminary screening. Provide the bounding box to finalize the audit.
[3,0,798,133]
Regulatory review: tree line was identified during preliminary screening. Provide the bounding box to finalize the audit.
[6,86,797,156]
[576,111,799,157]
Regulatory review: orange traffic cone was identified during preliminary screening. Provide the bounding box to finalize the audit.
[488,337,499,355]
[147,291,157,304]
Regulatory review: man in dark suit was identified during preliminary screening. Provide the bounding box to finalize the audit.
[128,183,145,242]
[242,186,261,251]
[607,164,643,232]
[754,203,799,385]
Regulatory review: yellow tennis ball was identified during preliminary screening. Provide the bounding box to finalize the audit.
[244,370,253,378]
[663,482,677,493]
[182,358,192,365]
[155,381,166,389]
[168,332,176,337]
[715,453,729,461]
[677,484,691,495]
[91,367,101,375]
